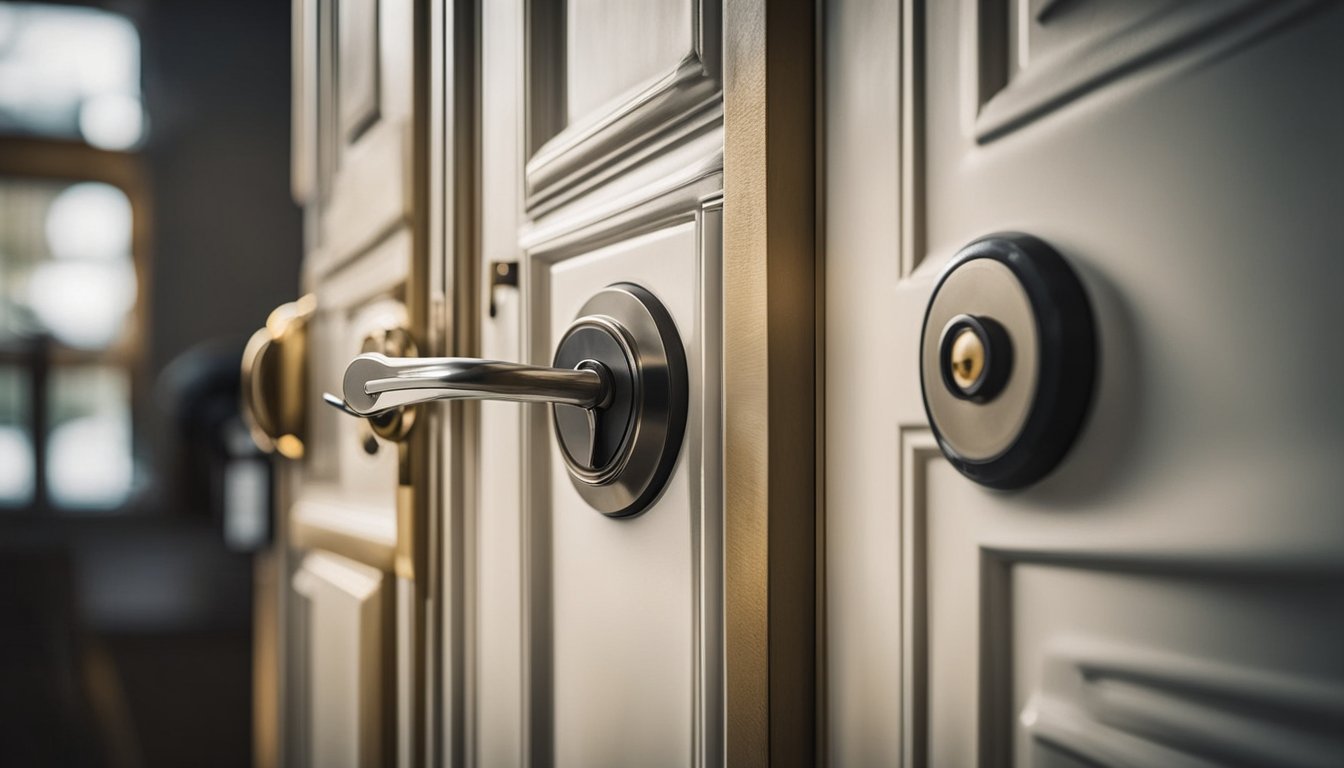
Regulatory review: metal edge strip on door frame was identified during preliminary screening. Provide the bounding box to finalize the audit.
[724,0,820,764]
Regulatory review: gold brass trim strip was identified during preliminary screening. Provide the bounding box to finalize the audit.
[724,0,818,764]
[395,444,417,581]
[290,514,397,572]
[252,551,280,768]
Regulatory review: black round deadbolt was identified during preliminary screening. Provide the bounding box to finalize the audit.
[919,233,1096,490]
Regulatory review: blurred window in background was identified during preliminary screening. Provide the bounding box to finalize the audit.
[0,1,146,513]
[0,2,144,149]
[0,365,32,502]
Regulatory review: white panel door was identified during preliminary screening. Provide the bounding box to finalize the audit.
[465,1,724,765]
[276,0,425,766]
[826,1,1344,765]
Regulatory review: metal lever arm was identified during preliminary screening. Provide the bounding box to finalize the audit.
[336,352,609,417]
[323,284,684,518]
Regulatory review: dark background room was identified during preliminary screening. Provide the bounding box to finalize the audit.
[0,1,298,765]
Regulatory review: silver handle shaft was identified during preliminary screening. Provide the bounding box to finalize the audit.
[336,352,606,416]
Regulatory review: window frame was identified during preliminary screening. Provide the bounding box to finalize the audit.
[0,136,150,514]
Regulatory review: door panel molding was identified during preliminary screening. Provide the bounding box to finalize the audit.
[519,177,724,766]
[897,429,939,768]
[906,0,1330,278]
[312,0,417,276]
[337,0,382,142]
[292,550,393,768]
[520,142,722,254]
[291,497,398,572]
[523,0,722,213]
[899,0,925,277]
[1016,634,1344,767]
[972,0,1328,142]
[901,424,1344,768]
[293,0,318,203]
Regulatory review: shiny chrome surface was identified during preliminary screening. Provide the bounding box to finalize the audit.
[338,354,609,416]
[327,282,687,518]
[357,325,418,447]
[552,283,687,517]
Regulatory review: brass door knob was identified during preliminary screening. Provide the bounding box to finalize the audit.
[241,295,316,459]
[355,325,419,451]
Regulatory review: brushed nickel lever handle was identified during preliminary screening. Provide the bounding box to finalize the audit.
[327,353,612,417]
[321,391,362,417]
[325,283,687,519]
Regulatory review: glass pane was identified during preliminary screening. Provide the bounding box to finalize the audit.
[47,366,133,510]
[0,366,33,506]
[0,178,137,349]
[0,2,144,148]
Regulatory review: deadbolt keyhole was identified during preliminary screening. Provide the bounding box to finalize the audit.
[938,313,1012,403]
[551,283,687,518]
[552,323,637,477]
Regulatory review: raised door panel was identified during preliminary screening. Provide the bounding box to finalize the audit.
[523,0,720,210]
[337,0,380,141]
[314,0,416,272]
[525,199,722,767]
[292,551,389,768]
[565,0,693,121]
[972,0,1324,141]
[1007,567,1344,766]
[915,0,1333,276]
[904,435,1344,766]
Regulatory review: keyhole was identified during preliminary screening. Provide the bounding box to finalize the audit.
[949,328,985,392]
[938,314,1010,403]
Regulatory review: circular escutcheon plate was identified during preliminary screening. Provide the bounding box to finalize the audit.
[553,283,688,517]
[920,233,1096,490]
